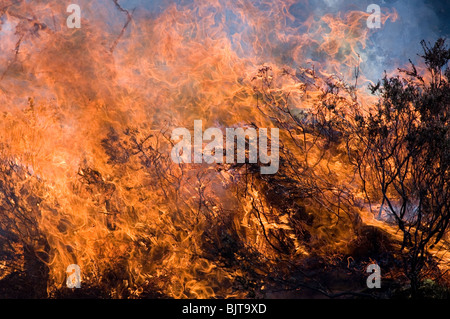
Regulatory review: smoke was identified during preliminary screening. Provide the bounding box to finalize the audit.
[362,0,449,81]
[115,0,449,82]
[1,0,447,90]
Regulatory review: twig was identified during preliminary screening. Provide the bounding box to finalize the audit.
[110,0,134,53]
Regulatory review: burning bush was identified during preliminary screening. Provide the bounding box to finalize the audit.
[0,0,448,299]
[354,39,450,298]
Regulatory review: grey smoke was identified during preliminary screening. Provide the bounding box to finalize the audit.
[85,0,449,83]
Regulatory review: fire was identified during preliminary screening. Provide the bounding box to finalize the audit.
[0,0,446,299]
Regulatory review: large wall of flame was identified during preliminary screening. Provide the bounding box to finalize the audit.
[0,0,447,298]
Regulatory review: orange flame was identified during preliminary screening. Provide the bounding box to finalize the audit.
[0,0,420,299]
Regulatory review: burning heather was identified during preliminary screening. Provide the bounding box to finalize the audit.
[0,0,448,299]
